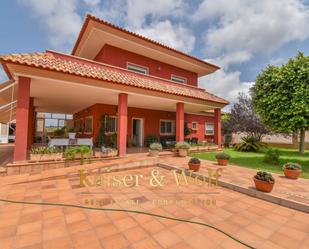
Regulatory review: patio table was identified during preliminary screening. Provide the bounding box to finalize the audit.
[48,138,93,149]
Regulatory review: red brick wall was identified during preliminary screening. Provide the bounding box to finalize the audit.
[94,45,198,87]
[74,103,215,144]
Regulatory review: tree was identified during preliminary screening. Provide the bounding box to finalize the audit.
[223,93,269,137]
[252,52,309,155]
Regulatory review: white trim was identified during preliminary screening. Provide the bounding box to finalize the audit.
[191,121,198,130]
[0,82,17,93]
[205,123,214,135]
[171,74,187,84]
[126,62,149,75]
[160,119,175,135]
[0,100,17,111]
[132,117,144,147]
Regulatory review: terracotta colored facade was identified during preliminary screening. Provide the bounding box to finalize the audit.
[74,103,218,144]
[95,45,198,86]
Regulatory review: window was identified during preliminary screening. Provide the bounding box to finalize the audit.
[75,119,83,133]
[84,116,93,133]
[106,116,117,133]
[192,122,198,130]
[127,63,148,74]
[171,75,187,84]
[36,112,73,133]
[205,123,214,135]
[160,120,175,135]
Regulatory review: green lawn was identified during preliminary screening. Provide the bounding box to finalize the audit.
[192,148,309,179]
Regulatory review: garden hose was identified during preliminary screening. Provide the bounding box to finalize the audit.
[0,198,255,249]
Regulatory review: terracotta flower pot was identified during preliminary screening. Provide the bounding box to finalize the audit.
[253,177,275,193]
[149,150,159,157]
[217,159,228,166]
[188,163,200,172]
[284,169,301,179]
[178,149,188,157]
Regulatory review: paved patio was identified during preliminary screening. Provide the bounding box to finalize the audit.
[0,157,308,249]
[162,156,309,212]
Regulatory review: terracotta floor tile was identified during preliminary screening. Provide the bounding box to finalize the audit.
[0,225,17,239]
[68,220,92,234]
[153,229,182,248]
[142,219,165,234]
[170,223,197,239]
[269,231,301,249]
[71,229,100,247]
[186,232,217,249]
[43,236,72,249]
[43,224,68,241]
[14,231,42,248]
[131,237,163,249]
[123,225,148,244]
[113,216,137,232]
[100,233,128,249]
[95,223,119,239]
[17,221,42,235]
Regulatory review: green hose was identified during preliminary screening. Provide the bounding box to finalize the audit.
[0,198,255,249]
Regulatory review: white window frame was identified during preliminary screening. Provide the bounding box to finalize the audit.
[84,116,93,134]
[205,123,214,135]
[192,122,198,130]
[160,119,175,135]
[171,74,187,84]
[127,62,149,75]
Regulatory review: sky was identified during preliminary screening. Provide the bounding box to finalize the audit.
[0,0,309,106]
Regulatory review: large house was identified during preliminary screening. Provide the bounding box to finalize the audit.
[0,14,228,162]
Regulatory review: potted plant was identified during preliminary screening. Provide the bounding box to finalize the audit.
[68,127,76,139]
[175,142,191,157]
[149,143,162,157]
[283,162,302,179]
[215,152,231,166]
[253,171,275,193]
[188,157,201,172]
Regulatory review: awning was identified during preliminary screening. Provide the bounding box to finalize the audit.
[0,80,17,124]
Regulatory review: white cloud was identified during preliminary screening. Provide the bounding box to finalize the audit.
[126,0,185,28]
[20,0,83,51]
[134,20,195,52]
[199,69,254,104]
[195,0,309,66]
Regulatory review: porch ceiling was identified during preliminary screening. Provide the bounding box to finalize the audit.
[30,77,216,114]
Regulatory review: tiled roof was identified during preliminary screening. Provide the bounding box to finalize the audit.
[72,14,220,71]
[0,52,228,105]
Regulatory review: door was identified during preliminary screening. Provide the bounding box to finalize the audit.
[132,118,143,147]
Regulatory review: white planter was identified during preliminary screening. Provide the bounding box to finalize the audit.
[178,149,188,157]
[68,133,76,139]
[149,150,159,157]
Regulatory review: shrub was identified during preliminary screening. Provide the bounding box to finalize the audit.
[30,146,60,154]
[264,149,280,165]
[197,141,216,146]
[149,143,162,151]
[145,134,159,147]
[215,152,231,160]
[254,171,274,183]
[64,145,92,165]
[189,157,200,164]
[283,162,302,171]
[175,142,191,150]
[234,135,267,152]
